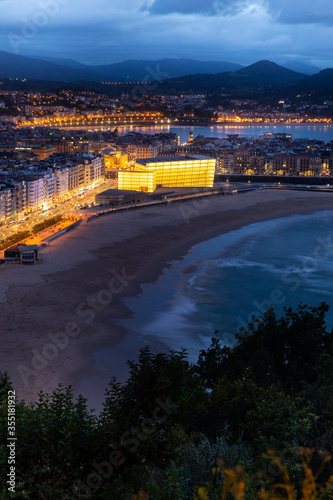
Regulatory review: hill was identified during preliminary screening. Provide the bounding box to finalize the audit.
[0,51,99,82]
[28,55,243,81]
[153,60,307,95]
[278,68,333,101]
[2,52,333,100]
[282,59,321,75]
[0,52,310,88]
[233,60,305,85]
[34,55,89,70]
[301,67,333,87]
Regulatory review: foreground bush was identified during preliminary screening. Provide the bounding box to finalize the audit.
[0,303,333,498]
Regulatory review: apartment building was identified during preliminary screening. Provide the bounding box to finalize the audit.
[220,149,266,174]
[26,177,45,211]
[53,168,69,198]
[273,154,321,175]
[67,163,85,192]
[11,181,27,219]
[84,156,104,185]
[0,189,11,223]
[126,144,159,163]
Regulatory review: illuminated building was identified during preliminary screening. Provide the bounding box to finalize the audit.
[272,154,321,176]
[0,189,11,223]
[67,163,85,191]
[11,181,27,220]
[43,174,55,208]
[126,145,159,162]
[118,155,215,192]
[220,150,266,175]
[84,156,104,185]
[53,168,69,198]
[26,177,45,211]
[100,148,128,170]
[118,171,156,193]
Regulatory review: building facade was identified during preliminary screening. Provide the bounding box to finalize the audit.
[118,155,216,192]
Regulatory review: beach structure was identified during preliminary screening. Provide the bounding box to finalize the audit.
[96,189,148,205]
[118,155,216,192]
[4,244,39,264]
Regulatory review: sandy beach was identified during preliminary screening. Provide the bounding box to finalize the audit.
[1,189,332,410]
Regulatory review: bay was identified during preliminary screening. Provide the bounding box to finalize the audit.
[117,124,333,144]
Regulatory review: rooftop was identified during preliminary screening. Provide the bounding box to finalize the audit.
[136,155,214,165]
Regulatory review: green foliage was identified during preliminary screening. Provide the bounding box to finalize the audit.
[146,430,253,499]
[207,377,312,453]
[1,303,333,498]
[242,385,312,452]
[196,303,333,393]
[32,215,62,234]
[99,346,209,469]
[0,372,12,400]
[0,384,100,498]
[0,230,30,250]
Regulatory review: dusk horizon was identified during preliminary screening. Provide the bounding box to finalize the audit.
[0,0,332,67]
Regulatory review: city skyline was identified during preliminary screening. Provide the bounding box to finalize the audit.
[0,0,332,68]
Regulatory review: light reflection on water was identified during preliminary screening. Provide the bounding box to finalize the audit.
[57,124,333,145]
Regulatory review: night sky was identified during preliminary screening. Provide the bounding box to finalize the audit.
[0,0,332,67]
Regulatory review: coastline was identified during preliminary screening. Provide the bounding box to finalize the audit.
[47,121,333,129]
[1,189,333,410]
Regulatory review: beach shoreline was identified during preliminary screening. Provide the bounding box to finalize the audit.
[1,189,333,410]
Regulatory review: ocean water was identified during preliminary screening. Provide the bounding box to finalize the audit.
[117,124,333,144]
[80,210,333,409]
[121,210,333,361]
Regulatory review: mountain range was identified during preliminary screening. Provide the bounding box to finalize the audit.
[0,51,243,82]
[152,60,333,100]
[0,51,332,99]
[154,60,308,93]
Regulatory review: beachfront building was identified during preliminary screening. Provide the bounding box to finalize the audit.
[11,181,27,220]
[84,156,104,186]
[219,149,266,175]
[118,155,216,193]
[0,189,11,223]
[26,176,45,211]
[118,170,156,193]
[53,168,69,199]
[67,162,85,192]
[4,244,39,264]
[43,173,56,208]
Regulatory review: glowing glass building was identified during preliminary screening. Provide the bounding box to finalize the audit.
[118,155,216,192]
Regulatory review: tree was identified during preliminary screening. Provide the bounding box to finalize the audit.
[0,371,12,400]
[0,384,100,498]
[100,347,209,468]
[196,303,333,393]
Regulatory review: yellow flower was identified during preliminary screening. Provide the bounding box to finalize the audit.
[196,487,209,499]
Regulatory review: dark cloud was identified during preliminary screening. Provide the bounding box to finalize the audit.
[142,0,247,16]
[0,0,332,67]
[266,0,333,26]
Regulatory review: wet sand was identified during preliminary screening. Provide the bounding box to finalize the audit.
[0,189,332,410]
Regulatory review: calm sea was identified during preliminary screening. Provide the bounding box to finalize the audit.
[117,124,333,144]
